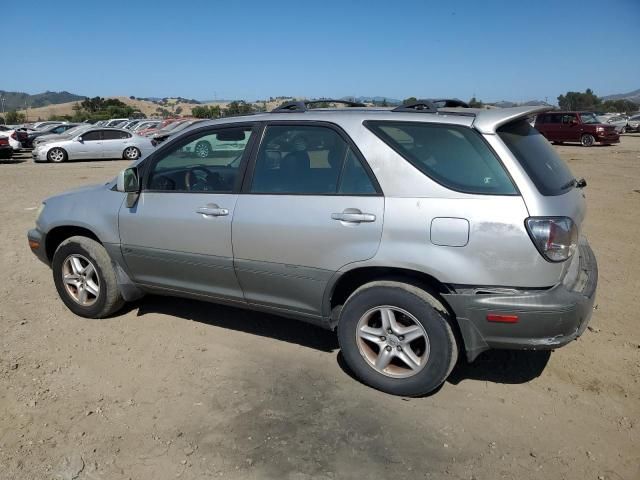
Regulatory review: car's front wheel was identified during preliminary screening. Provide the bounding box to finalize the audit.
[337,281,458,396]
[581,133,596,147]
[47,147,67,163]
[52,236,125,318]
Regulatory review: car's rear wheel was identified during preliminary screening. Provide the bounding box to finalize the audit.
[52,236,125,318]
[47,147,67,163]
[194,141,211,158]
[621,126,627,134]
[581,133,595,147]
[337,281,458,396]
[123,146,141,160]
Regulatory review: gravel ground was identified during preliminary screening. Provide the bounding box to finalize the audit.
[0,136,639,479]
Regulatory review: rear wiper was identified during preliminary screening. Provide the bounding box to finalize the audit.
[561,177,587,190]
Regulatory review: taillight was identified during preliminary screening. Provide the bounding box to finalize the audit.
[525,217,578,262]
[0,137,8,146]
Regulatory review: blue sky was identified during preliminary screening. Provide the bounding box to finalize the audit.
[5,0,639,103]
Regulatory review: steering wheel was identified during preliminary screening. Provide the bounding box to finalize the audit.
[184,167,211,191]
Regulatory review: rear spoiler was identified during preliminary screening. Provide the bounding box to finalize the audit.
[470,106,552,134]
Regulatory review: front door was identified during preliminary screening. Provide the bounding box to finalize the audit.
[560,113,580,141]
[232,123,384,317]
[69,129,103,159]
[118,124,257,301]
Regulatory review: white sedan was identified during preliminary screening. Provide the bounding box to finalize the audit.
[32,127,155,163]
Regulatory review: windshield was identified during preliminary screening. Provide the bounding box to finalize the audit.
[498,120,575,196]
[579,113,600,124]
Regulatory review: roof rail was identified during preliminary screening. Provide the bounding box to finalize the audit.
[392,98,470,113]
[271,99,366,113]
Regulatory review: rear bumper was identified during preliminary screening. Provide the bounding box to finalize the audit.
[444,239,598,361]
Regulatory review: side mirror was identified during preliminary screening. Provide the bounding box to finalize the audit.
[75,136,84,142]
[116,167,140,193]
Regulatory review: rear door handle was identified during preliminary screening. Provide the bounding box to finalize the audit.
[196,204,229,217]
[331,209,376,223]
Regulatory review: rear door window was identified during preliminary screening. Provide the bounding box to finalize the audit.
[497,120,575,196]
[365,121,516,195]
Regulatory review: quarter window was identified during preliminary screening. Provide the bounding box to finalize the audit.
[250,125,377,195]
[146,126,253,193]
[366,121,517,195]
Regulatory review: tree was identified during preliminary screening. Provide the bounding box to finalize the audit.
[381,98,388,107]
[192,105,221,119]
[5,110,26,124]
[223,101,254,117]
[469,97,484,108]
[403,97,418,105]
[557,89,600,111]
[175,106,183,115]
[0,116,4,125]
[600,99,638,114]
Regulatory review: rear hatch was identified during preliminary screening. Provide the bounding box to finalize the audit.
[496,119,586,228]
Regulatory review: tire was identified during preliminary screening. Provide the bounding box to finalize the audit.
[52,236,125,318]
[621,126,626,134]
[194,141,211,158]
[337,281,458,396]
[123,146,141,160]
[47,147,67,163]
[580,133,595,147]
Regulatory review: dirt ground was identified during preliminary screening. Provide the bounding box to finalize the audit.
[1,135,639,480]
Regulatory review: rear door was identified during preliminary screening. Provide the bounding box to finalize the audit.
[102,129,129,158]
[232,122,384,317]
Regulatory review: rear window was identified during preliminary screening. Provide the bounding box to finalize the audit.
[365,121,517,195]
[497,120,574,196]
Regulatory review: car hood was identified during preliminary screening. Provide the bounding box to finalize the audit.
[44,182,111,203]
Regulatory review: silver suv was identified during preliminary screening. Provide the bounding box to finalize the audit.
[27,100,598,396]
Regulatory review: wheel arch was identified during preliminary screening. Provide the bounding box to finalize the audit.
[326,265,466,363]
[326,266,457,323]
[45,225,102,262]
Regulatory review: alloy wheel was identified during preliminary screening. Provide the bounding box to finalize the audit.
[49,148,65,162]
[355,306,430,378]
[61,254,100,306]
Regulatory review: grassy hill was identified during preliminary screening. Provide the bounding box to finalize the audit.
[0,90,86,111]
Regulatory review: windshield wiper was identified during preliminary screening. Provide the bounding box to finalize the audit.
[560,177,587,190]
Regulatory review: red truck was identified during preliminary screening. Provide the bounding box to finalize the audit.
[534,111,619,147]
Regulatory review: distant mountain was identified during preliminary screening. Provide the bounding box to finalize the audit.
[602,89,640,104]
[0,90,86,111]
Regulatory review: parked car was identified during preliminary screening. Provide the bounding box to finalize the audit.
[32,124,93,149]
[534,111,619,146]
[136,118,183,137]
[22,123,81,148]
[31,127,154,163]
[32,121,64,130]
[597,115,628,134]
[150,119,204,145]
[4,130,23,151]
[26,101,598,396]
[132,120,161,133]
[0,135,12,159]
[626,114,640,133]
[104,118,129,127]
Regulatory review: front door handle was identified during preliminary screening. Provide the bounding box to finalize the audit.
[331,208,376,223]
[196,204,229,217]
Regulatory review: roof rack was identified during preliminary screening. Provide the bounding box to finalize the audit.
[271,99,366,113]
[392,98,470,113]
